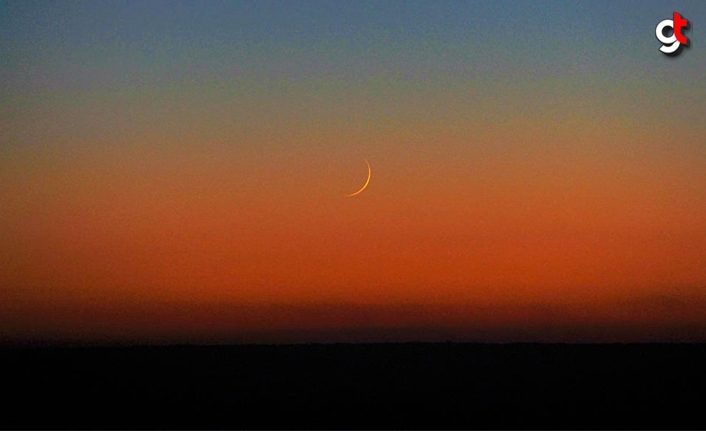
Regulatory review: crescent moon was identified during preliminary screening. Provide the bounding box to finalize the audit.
[346,159,371,197]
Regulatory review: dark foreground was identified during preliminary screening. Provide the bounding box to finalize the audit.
[2,343,705,429]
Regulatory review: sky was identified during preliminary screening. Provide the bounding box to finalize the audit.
[1,0,706,343]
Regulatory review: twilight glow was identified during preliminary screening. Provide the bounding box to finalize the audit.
[1,0,706,343]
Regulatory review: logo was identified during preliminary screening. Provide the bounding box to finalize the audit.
[656,12,690,56]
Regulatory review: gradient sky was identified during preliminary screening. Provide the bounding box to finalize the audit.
[2,0,706,343]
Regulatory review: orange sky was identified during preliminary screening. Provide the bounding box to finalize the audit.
[3,120,706,342]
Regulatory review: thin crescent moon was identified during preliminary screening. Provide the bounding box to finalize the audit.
[346,159,371,197]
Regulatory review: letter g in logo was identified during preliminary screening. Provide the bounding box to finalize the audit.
[656,12,690,56]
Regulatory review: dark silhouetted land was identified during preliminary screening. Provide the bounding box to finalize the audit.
[2,343,705,429]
